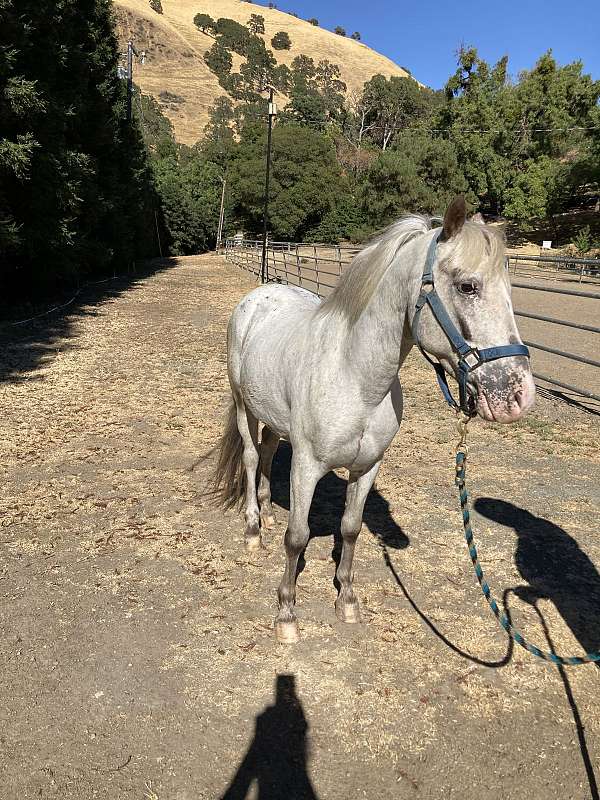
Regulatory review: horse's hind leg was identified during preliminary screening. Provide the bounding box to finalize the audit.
[335,460,381,624]
[234,401,262,552]
[257,426,279,530]
[275,450,324,644]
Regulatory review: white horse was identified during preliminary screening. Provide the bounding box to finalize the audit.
[211,197,535,643]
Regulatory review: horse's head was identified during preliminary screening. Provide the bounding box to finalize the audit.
[415,197,535,423]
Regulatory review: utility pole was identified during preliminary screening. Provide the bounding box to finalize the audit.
[216,177,226,252]
[261,87,277,284]
[126,41,134,123]
[125,41,145,123]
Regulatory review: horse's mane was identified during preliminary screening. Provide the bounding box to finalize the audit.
[317,215,433,325]
[317,214,505,326]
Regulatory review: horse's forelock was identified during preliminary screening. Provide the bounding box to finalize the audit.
[444,221,506,280]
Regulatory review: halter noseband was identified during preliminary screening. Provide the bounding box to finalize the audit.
[412,232,530,416]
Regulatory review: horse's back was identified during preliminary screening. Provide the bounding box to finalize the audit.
[227,284,320,433]
[232,283,319,326]
[228,284,319,353]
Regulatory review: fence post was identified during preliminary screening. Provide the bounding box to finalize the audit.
[336,245,342,276]
[296,244,302,287]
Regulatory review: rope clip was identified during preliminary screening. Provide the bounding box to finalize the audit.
[456,411,470,455]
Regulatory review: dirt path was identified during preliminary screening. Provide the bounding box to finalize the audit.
[1,255,599,799]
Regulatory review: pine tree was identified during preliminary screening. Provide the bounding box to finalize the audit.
[0,0,159,294]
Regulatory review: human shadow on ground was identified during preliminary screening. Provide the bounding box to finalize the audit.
[269,442,408,551]
[220,674,320,800]
[474,498,600,661]
[0,258,178,385]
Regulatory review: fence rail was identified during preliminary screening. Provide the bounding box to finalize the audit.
[506,252,600,284]
[225,238,600,406]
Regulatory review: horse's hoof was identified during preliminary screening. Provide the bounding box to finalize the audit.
[335,599,361,624]
[275,620,300,644]
[244,535,263,553]
[260,513,275,530]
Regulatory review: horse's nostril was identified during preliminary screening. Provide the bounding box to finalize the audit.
[514,390,524,408]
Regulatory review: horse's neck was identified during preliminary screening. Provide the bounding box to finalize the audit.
[344,239,424,404]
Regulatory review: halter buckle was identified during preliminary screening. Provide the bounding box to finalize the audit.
[461,347,482,371]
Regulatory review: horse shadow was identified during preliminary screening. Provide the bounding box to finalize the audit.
[474,497,600,660]
[475,498,600,799]
[220,674,320,800]
[269,442,409,553]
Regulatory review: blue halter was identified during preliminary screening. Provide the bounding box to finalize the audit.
[412,232,530,416]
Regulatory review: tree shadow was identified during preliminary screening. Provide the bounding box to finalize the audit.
[220,674,320,800]
[0,258,178,385]
[474,498,600,661]
[269,442,409,551]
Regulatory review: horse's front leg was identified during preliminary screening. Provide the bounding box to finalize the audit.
[275,450,324,644]
[335,460,381,623]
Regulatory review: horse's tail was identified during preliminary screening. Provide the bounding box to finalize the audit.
[209,399,246,511]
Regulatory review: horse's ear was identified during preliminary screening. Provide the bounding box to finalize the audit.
[471,212,485,225]
[441,195,467,240]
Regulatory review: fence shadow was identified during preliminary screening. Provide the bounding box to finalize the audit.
[220,674,320,800]
[0,258,178,385]
[474,498,600,662]
[536,385,600,417]
[269,442,409,551]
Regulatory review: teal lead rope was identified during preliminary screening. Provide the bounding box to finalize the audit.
[454,419,600,666]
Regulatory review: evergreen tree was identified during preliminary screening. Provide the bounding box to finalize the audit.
[0,0,158,294]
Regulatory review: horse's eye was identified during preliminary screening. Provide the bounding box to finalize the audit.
[457,281,478,296]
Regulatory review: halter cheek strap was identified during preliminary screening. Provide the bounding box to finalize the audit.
[412,233,530,416]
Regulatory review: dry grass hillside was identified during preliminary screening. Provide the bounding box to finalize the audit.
[113,0,413,144]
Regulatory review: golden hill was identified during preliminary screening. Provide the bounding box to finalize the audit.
[113,0,413,144]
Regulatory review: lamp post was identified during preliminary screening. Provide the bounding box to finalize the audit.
[261,87,277,284]
[216,176,226,252]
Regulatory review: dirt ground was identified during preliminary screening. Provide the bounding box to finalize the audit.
[1,254,600,800]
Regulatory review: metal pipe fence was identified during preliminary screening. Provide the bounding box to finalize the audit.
[506,252,600,284]
[225,238,600,406]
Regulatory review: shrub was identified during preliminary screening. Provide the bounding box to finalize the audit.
[271,31,292,50]
[149,0,163,12]
[334,26,346,36]
[307,18,318,26]
[574,225,591,254]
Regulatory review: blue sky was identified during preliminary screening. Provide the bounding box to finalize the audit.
[253,0,600,88]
